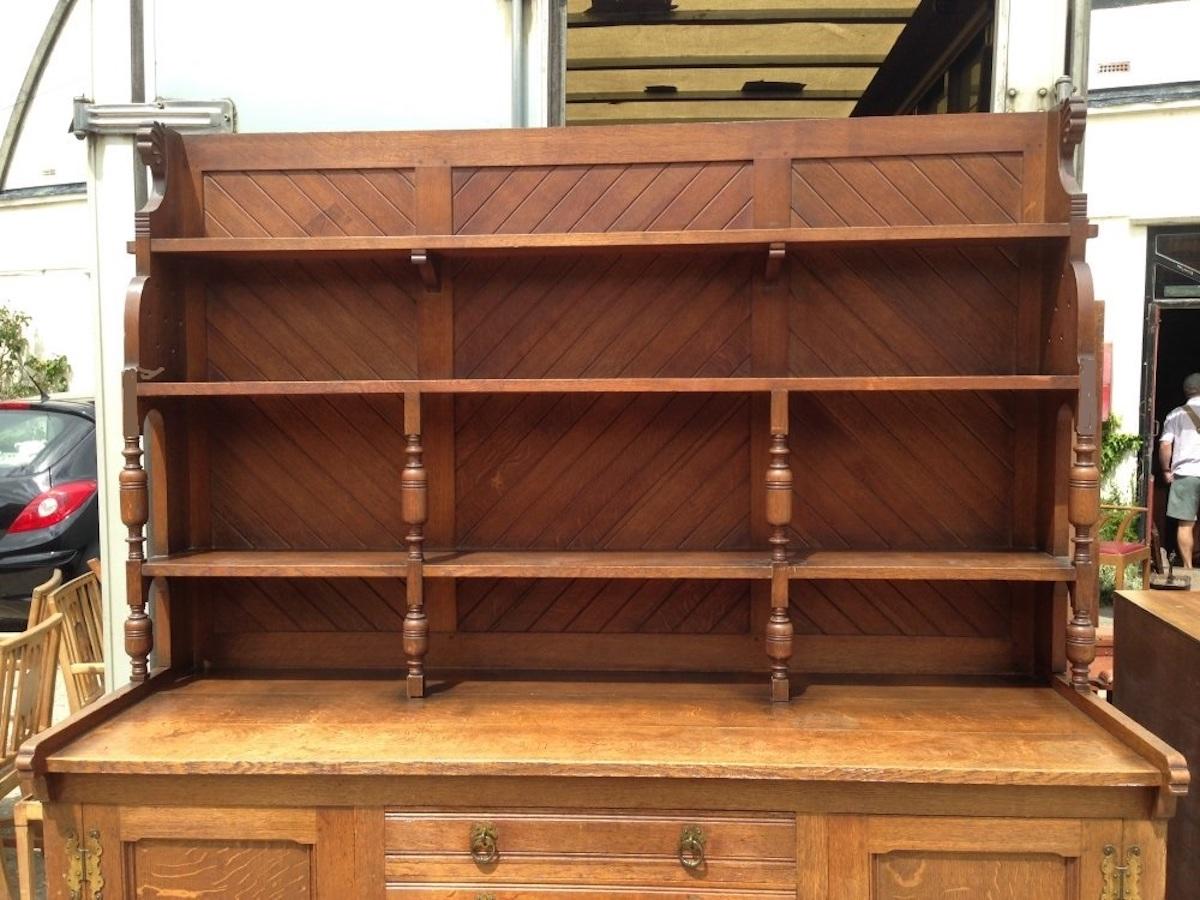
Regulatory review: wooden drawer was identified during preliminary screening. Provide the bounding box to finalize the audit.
[385,809,796,891]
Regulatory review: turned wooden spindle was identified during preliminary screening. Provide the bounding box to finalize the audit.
[765,390,794,701]
[120,427,152,681]
[766,391,792,563]
[402,395,428,698]
[766,567,793,702]
[1067,430,1100,690]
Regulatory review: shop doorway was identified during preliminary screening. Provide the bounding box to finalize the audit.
[1140,228,1200,559]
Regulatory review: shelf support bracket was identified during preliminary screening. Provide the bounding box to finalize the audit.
[402,391,429,698]
[766,389,794,701]
[764,242,786,284]
[411,249,441,293]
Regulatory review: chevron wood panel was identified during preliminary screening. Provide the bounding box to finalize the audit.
[452,162,754,234]
[457,579,750,634]
[456,392,752,551]
[205,259,421,380]
[790,581,1011,639]
[788,392,1014,551]
[453,253,752,379]
[203,169,417,236]
[787,245,1018,376]
[209,396,409,550]
[790,153,1022,226]
[210,578,407,634]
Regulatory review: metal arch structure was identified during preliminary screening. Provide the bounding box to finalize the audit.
[0,0,78,192]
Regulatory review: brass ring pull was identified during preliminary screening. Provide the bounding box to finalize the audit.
[469,822,499,865]
[678,824,706,871]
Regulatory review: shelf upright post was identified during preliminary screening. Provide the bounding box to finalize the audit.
[120,367,152,681]
[766,389,794,701]
[1059,97,1099,690]
[402,390,429,698]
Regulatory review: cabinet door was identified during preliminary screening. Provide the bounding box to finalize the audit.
[80,805,382,899]
[826,816,1122,900]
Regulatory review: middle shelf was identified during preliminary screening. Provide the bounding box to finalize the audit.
[142,549,1076,582]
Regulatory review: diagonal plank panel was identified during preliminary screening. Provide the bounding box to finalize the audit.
[453,162,753,234]
[790,153,1022,227]
[206,259,420,381]
[204,169,417,237]
[786,245,1018,377]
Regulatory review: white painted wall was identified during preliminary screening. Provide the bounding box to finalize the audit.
[0,1,94,399]
[0,195,94,394]
[1091,0,1200,89]
[152,0,528,131]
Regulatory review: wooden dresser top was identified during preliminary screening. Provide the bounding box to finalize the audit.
[45,676,1157,786]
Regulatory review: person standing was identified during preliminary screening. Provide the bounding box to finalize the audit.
[1159,372,1200,568]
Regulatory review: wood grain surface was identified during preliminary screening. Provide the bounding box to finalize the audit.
[43,678,1159,785]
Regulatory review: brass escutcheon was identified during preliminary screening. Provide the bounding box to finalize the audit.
[469,822,499,866]
[678,824,706,871]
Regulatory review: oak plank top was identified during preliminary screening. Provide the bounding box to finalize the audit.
[1116,590,1200,641]
[46,678,1160,786]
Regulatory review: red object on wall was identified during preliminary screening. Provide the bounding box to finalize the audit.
[1102,342,1113,421]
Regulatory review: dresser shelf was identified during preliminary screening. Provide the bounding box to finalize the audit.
[136,375,1080,397]
[149,222,1072,259]
[143,549,1074,582]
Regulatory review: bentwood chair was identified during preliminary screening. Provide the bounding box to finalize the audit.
[1098,504,1152,590]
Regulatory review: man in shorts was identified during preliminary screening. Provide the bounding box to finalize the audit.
[1159,372,1200,568]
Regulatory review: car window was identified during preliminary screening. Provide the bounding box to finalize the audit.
[0,410,91,476]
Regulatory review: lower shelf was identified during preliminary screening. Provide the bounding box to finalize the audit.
[142,549,1074,581]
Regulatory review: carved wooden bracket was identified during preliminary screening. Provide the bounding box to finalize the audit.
[411,249,441,292]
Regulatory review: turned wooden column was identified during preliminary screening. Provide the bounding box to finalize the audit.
[1058,98,1099,691]
[765,390,794,701]
[121,369,152,681]
[402,392,428,698]
[1067,426,1100,689]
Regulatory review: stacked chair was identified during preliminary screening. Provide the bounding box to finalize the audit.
[1,567,106,900]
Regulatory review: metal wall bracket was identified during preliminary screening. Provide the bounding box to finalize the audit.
[71,97,235,138]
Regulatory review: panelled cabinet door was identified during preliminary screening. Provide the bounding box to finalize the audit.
[825,816,1126,900]
[74,805,381,899]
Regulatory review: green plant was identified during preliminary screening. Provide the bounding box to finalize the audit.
[0,306,70,399]
[1100,414,1141,489]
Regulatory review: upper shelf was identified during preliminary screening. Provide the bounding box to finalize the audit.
[137,375,1080,397]
[148,223,1073,259]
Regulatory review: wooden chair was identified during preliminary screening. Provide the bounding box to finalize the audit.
[47,573,106,714]
[24,570,62,631]
[1099,504,1151,590]
[0,614,63,900]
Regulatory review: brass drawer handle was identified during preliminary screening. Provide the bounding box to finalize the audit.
[678,824,706,871]
[469,822,499,865]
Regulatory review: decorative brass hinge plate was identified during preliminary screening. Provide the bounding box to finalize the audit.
[1100,844,1142,900]
[64,828,104,900]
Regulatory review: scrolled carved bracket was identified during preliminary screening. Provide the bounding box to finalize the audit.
[1058,97,1088,225]
[135,122,169,238]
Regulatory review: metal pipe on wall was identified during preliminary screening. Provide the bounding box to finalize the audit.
[511,0,527,126]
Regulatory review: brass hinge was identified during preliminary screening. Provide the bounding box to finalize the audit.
[1101,844,1142,900]
[64,829,104,900]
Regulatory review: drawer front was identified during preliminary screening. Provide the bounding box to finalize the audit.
[385,809,796,891]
